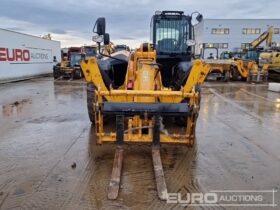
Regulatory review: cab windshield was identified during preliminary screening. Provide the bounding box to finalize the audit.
[155,19,189,54]
[84,47,97,57]
[70,54,82,67]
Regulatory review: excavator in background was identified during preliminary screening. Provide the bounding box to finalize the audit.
[218,27,274,63]
[243,26,274,62]
[243,26,280,80]
[249,26,273,48]
[201,27,274,82]
[81,11,210,200]
[248,26,280,80]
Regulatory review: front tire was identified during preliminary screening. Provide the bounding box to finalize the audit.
[53,66,60,79]
[230,65,240,81]
[223,71,230,82]
[87,83,96,123]
[74,69,83,79]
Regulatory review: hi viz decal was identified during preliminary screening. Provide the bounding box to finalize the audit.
[0,47,51,63]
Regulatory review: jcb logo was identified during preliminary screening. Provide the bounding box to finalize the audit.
[0,48,30,62]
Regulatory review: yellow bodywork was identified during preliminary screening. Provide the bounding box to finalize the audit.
[101,42,115,55]
[204,59,231,76]
[250,26,274,48]
[204,27,273,82]
[81,43,210,146]
[57,60,74,74]
[259,51,280,71]
[234,59,258,78]
[205,59,268,82]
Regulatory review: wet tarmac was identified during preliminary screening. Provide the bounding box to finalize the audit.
[0,78,279,210]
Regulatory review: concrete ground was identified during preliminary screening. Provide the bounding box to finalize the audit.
[0,78,279,210]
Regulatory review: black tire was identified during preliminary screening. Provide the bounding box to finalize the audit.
[230,65,240,81]
[74,69,83,79]
[174,116,187,127]
[87,83,96,123]
[223,71,230,82]
[264,74,268,82]
[246,74,251,83]
[53,66,60,79]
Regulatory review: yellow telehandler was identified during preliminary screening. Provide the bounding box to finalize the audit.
[81,11,210,200]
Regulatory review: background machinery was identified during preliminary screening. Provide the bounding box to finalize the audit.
[201,26,273,83]
[242,26,274,62]
[201,47,267,82]
[220,51,244,59]
[250,27,280,81]
[53,46,98,80]
[81,45,98,58]
[81,11,210,200]
[101,42,130,55]
[259,49,280,80]
[201,47,230,81]
[53,47,84,79]
[114,44,130,52]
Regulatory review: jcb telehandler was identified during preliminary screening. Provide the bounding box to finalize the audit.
[81,11,210,200]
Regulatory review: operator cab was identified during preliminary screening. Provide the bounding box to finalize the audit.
[83,46,98,57]
[69,53,83,67]
[151,11,193,57]
[150,11,202,88]
[242,48,264,63]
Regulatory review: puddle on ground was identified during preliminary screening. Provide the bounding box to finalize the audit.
[1,99,32,117]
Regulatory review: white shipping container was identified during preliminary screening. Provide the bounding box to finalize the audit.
[0,28,61,83]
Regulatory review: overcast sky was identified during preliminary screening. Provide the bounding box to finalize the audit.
[0,0,279,47]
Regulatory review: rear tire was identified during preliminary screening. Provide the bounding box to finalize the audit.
[87,83,96,123]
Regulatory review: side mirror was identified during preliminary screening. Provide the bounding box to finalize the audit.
[93,17,106,35]
[196,14,203,23]
[104,33,110,45]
